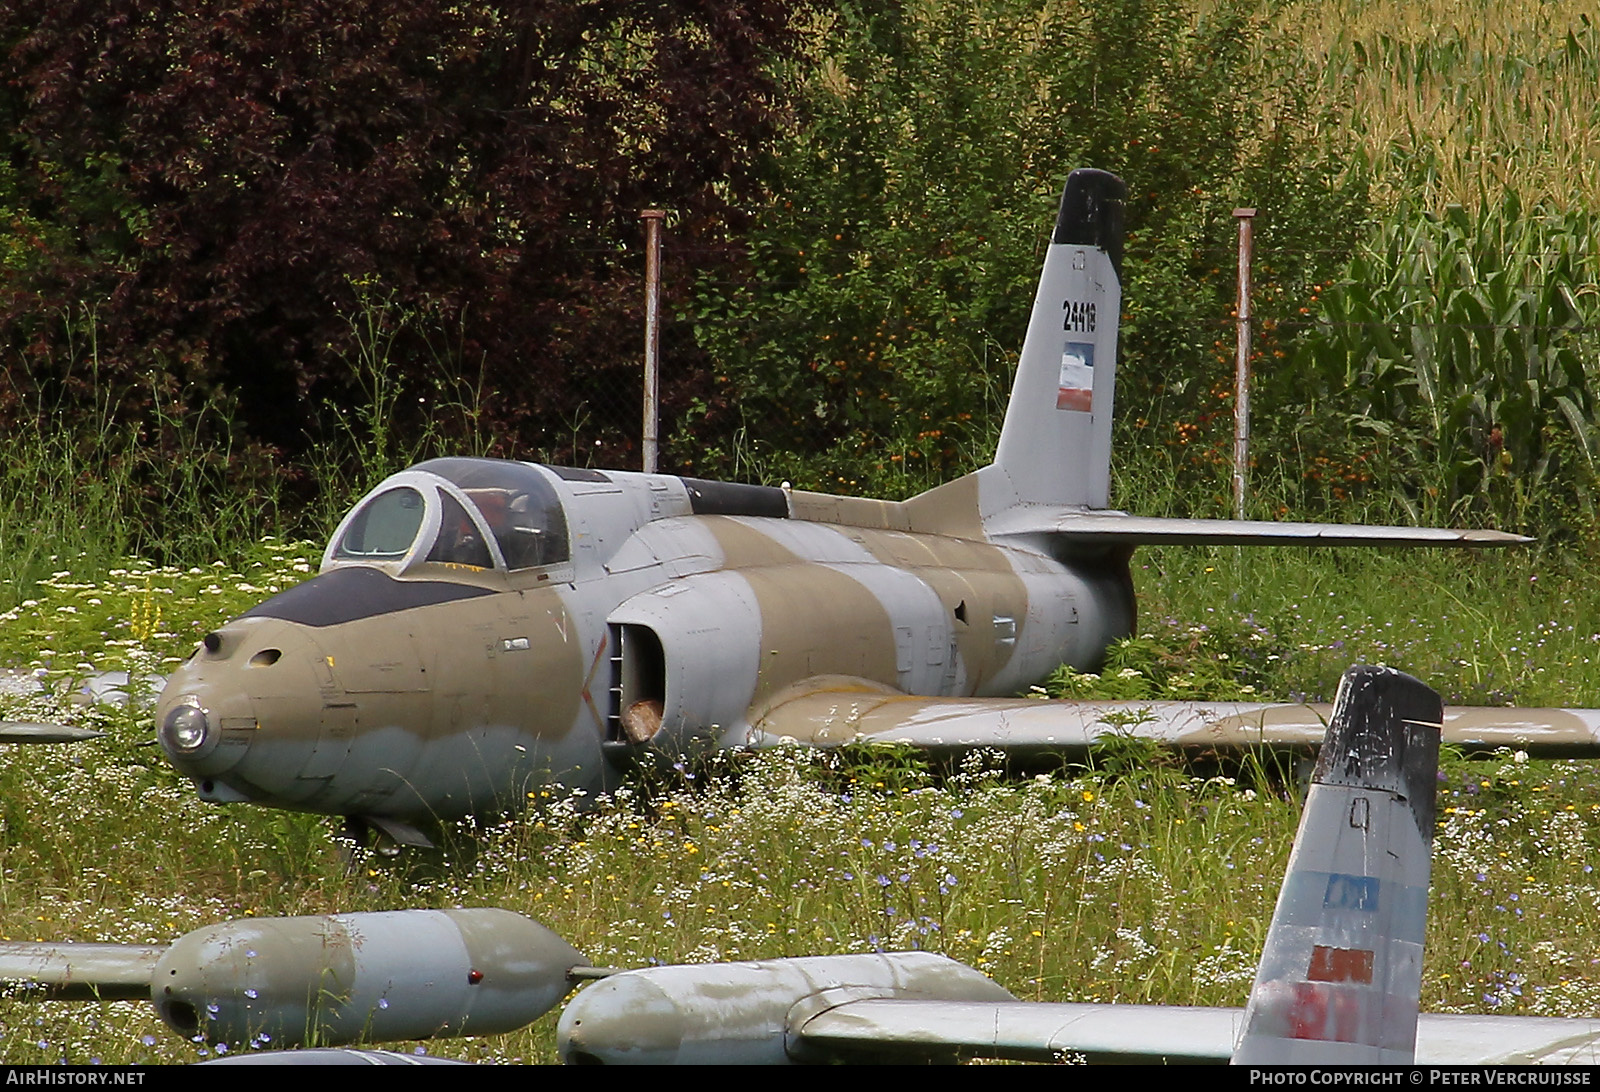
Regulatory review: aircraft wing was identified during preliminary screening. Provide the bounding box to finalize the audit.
[0,722,103,743]
[793,1000,1600,1065]
[563,668,1600,1066]
[744,686,1600,758]
[984,509,1529,548]
[0,941,166,1000]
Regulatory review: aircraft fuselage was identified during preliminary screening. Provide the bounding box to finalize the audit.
[151,170,1523,830]
[155,460,1135,824]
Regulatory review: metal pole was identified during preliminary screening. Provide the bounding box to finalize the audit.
[1232,207,1256,522]
[641,209,666,474]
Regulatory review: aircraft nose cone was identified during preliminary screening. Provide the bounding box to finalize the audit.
[155,668,256,780]
[558,974,685,1064]
[154,617,335,803]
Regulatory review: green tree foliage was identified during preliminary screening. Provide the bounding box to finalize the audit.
[688,0,1366,497]
[0,0,805,486]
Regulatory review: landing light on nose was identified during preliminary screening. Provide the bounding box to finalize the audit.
[161,699,211,755]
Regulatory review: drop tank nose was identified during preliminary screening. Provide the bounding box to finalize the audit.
[153,909,583,1048]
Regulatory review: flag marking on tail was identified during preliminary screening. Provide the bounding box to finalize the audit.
[1307,946,1375,985]
[1322,873,1379,911]
[1056,342,1095,411]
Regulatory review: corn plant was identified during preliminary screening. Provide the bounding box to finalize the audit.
[1289,195,1600,533]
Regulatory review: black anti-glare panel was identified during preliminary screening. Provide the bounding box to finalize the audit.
[239,567,493,628]
[678,477,790,519]
[548,466,613,483]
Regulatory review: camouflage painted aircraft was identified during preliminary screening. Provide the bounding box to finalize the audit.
[153,169,1569,848]
[12,666,1600,1063]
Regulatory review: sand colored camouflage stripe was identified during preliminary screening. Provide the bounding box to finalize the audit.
[1231,665,1442,1065]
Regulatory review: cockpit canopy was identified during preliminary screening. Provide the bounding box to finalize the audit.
[327,458,569,574]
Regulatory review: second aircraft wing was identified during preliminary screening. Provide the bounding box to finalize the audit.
[795,1000,1600,1065]
[743,681,1600,758]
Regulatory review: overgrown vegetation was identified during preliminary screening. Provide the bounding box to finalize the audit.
[0,0,805,486]
[8,0,1600,546]
[1271,196,1600,537]
[3,0,1600,1065]
[688,0,1363,495]
[2,546,1600,1063]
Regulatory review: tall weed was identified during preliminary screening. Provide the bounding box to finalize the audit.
[0,309,277,608]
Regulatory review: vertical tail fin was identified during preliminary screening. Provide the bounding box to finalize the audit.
[1231,665,1443,1065]
[988,168,1126,514]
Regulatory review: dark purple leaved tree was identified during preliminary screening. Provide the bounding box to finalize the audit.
[0,0,801,487]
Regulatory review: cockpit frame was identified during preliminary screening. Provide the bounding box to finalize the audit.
[323,459,572,582]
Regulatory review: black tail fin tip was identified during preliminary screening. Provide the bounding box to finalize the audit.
[1053,169,1127,279]
[1314,664,1444,837]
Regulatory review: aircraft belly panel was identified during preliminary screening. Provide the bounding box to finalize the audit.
[298,701,356,782]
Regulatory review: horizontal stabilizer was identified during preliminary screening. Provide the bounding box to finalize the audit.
[986,510,1528,548]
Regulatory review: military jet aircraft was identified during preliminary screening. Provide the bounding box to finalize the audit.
[13,666,1600,1063]
[152,169,1539,847]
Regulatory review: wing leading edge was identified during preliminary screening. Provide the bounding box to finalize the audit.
[793,1000,1600,1065]
[984,510,1530,548]
[745,682,1600,758]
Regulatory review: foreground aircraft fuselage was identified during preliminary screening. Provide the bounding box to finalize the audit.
[154,170,1522,834]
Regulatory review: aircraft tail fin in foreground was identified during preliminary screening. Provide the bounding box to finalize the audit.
[1231,664,1443,1065]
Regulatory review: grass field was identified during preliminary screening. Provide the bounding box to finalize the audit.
[1,540,1597,1063]
[4,0,1600,1064]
